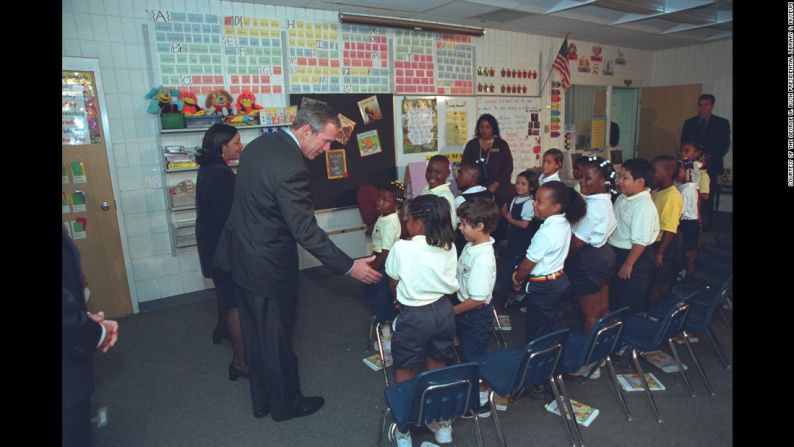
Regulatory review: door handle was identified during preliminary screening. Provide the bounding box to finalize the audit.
[101,201,111,211]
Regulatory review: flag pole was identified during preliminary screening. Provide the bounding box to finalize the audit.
[539,32,570,97]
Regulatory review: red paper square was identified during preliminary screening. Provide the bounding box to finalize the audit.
[263,85,271,94]
[273,85,282,94]
[331,59,339,68]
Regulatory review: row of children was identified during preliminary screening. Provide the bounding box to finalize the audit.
[365,144,707,446]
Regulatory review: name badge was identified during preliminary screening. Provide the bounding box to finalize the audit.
[490,148,500,153]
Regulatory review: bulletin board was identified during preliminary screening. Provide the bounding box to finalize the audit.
[289,93,396,210]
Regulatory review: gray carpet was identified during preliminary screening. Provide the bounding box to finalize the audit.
[93,214,733,446]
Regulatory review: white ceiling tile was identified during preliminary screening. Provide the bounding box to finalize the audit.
[421,1,502,19]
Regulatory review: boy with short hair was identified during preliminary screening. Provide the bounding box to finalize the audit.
[421,154,458,230]
[453,161,496,254]
[647,155,684,307]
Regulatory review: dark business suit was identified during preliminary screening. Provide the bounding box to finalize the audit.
[214,130,353,416]
[62,226,102,446]
[680,113,731,227]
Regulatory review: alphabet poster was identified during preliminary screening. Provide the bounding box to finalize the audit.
[402,98,438,154]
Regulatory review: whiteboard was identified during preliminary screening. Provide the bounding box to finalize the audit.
[477,97,542,181]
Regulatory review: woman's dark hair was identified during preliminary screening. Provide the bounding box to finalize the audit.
[516,170,540,194]
[475,113,500,138]
[582,156,618,201]
[407,195,455,249]
[538,181,586,224]
[544,148,564,168]
[196,123,238,165]
[620,158,653,188]
[380,180,406,206]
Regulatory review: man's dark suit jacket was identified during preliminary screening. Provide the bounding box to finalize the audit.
[62,226,102,410]
[214,130,353,297]
[680,114,731,176]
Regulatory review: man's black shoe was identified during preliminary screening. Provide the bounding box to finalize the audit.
[271,396,325,422]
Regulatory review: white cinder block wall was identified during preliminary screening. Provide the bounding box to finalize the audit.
[63,0,668,306]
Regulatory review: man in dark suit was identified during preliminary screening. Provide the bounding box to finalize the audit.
[680,93,731,229]
[214,102,382,422]
[63,226,119,446]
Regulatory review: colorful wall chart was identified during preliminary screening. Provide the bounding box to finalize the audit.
[394,30,435,94]
[435,34,473,95]
[402,98,438,153]
[287,21,341,93]
[477,97,540,176]
[444,97,470,147]
[223,16,285,96]
[151,10,224,94]
[341,24,390,93]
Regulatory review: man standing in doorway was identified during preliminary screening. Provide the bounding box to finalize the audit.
[680,93,731,229]
[214,101,382,422]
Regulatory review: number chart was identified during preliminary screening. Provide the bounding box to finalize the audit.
[435,34,474,95]
[223,16,285,96]
[287,21,341,93]
[394,30,435,94]
[341,24,390,94]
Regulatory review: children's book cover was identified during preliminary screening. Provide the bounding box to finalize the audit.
[616,373,666,392]
[641,350,688,373]
[362,353,393,371]
[494,314,512,331]
[493,394,510,411]
[545,399,600,427]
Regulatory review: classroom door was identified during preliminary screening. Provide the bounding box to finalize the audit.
[637,84,702,161]
[62,68,133,318]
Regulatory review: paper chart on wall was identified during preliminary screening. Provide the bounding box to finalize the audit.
[435,34,474,95]
[477,97,541,178]
[444,97,470,147]
[223,16,285,97]
[341,24,390,94]
[402,98,438,153]
[287,20,341,94]
[150,10,224,95]
[394,30,435,94]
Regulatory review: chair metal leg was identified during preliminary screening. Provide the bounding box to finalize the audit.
[548,377,578,447]
[472,412,485,447]
[605,356,632,422]
[681,332,715,396]
[555,375,584,447]
[706,327,733,370]
[719,307,733,335]
[632,349,663,423]
[667,338,695,397]
[380,409,392,446]
[374,323,390,386]
[491,307,508,348]
[368,315,378,352]
[488,391,507,447]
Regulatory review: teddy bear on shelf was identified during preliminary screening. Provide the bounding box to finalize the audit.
[205,89,236,117]
[235,90,264,116]
[178,91,205,116]
[145,86,182,114]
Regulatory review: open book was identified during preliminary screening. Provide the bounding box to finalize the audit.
[641,350,688,373]
[362,353,393,371]
[494,314,512,331]
[616,373,666,392]
[545,399,599,427]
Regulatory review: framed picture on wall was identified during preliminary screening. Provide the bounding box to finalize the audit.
[610,149,623,165]
[325,149,348,180]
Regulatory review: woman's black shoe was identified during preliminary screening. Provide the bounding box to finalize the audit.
[228,362,249,381]
[212,327,228,344]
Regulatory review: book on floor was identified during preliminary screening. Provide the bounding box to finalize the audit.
[545,399,599,427]
[493,394,510,411]
[616,373,666,392]
[495,314,512,331]
[362,353,393,371]
[641,350,688,373]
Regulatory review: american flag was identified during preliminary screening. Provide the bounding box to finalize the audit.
[553,38,571,89]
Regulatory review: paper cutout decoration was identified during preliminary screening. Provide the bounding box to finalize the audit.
[71,218,87,240]
[325,149,348,179]
[62,165,70,184]
[336,113,356,145]
[357,95,383,125]
[357,129,382,157]
[71,160,87,183]
[70,191,87,213]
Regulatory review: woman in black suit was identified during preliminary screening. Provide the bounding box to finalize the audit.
[195,123,247,380]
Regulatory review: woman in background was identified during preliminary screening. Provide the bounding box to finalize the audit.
[196,123,247,380]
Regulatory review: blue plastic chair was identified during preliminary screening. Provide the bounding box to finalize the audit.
[478,329,577,447]
[559,307,632,429]
[381,362,484,447]
[619,299,692,423]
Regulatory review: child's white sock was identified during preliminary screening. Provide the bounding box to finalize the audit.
[480,391,489,406]
[381,324,391,339]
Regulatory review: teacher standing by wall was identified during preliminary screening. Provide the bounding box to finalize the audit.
[462,113,514,207]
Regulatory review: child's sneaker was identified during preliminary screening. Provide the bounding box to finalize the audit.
[388,428,412,447]
[427,420,453,444]
[460,401,491,419]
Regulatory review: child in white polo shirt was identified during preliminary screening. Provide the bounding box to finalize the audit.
[608,159,660,314]
[385,194,458,447]
[420,154,458,230]
[453,197,501,421]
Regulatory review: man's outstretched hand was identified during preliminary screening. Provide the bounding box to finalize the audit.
[349,255,383,284]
